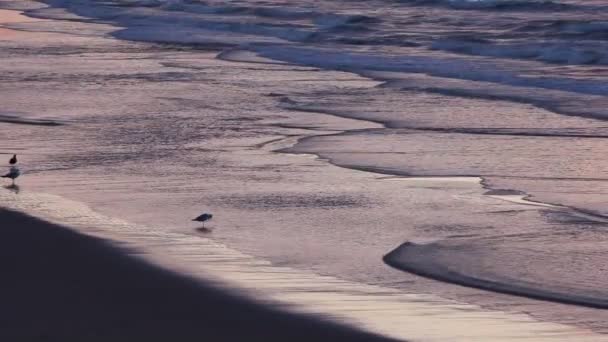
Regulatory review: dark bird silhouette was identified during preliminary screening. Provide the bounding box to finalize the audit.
[193,213,213,228]
[2,166,20,185]
[9,154,16,165]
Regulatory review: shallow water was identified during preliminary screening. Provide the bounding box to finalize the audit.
[3,0,608,338]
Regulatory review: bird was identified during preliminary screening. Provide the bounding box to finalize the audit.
[9,154,16,165]
[193,213,213,228]
[2,166,20,186]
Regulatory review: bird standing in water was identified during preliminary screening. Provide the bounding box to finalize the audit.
[9,154,17,165]
[193,213,213,228]
[2,166,20,186]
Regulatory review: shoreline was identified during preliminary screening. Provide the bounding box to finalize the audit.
[3,190,606,341]
[3,4,608,340]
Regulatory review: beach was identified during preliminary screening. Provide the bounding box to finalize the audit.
[0,8,402,341]
[3,0,608,340]
[0,208,396,341]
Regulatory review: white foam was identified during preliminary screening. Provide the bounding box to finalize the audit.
[487,194,557,208]
[385,176,481,183]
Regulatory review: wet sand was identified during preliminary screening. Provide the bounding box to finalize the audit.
[0,208,397,342]
[0,7,41,37]
[0,9,398,341]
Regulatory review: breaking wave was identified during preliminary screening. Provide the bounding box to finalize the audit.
[384,242,608,309]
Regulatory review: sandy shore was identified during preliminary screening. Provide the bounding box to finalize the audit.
[0,8,396,341]
[0,208,398,341]
[3,4,608,341]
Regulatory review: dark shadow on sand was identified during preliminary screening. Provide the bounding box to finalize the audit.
[0,209,399,342]
[0,114,64,126]
[3,184,20,193]
[195,226,213,234]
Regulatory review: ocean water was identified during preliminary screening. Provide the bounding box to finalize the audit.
[3,0,608,338]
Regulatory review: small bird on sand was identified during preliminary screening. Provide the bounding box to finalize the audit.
[9,154,17,165]
[193,213,213,228]
[2,166,20,185]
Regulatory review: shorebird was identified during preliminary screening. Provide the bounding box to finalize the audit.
[9,154,16,165]
[193,213,213,228]
[2,166,20,186]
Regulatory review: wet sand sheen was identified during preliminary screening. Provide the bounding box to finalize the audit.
[0,8,42,37]
[1,189,606,341]
[0,9,393,342]
[0,8,41,24]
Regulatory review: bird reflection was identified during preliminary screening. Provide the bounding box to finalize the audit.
[195,227,213,234]
[3,183,20,194]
